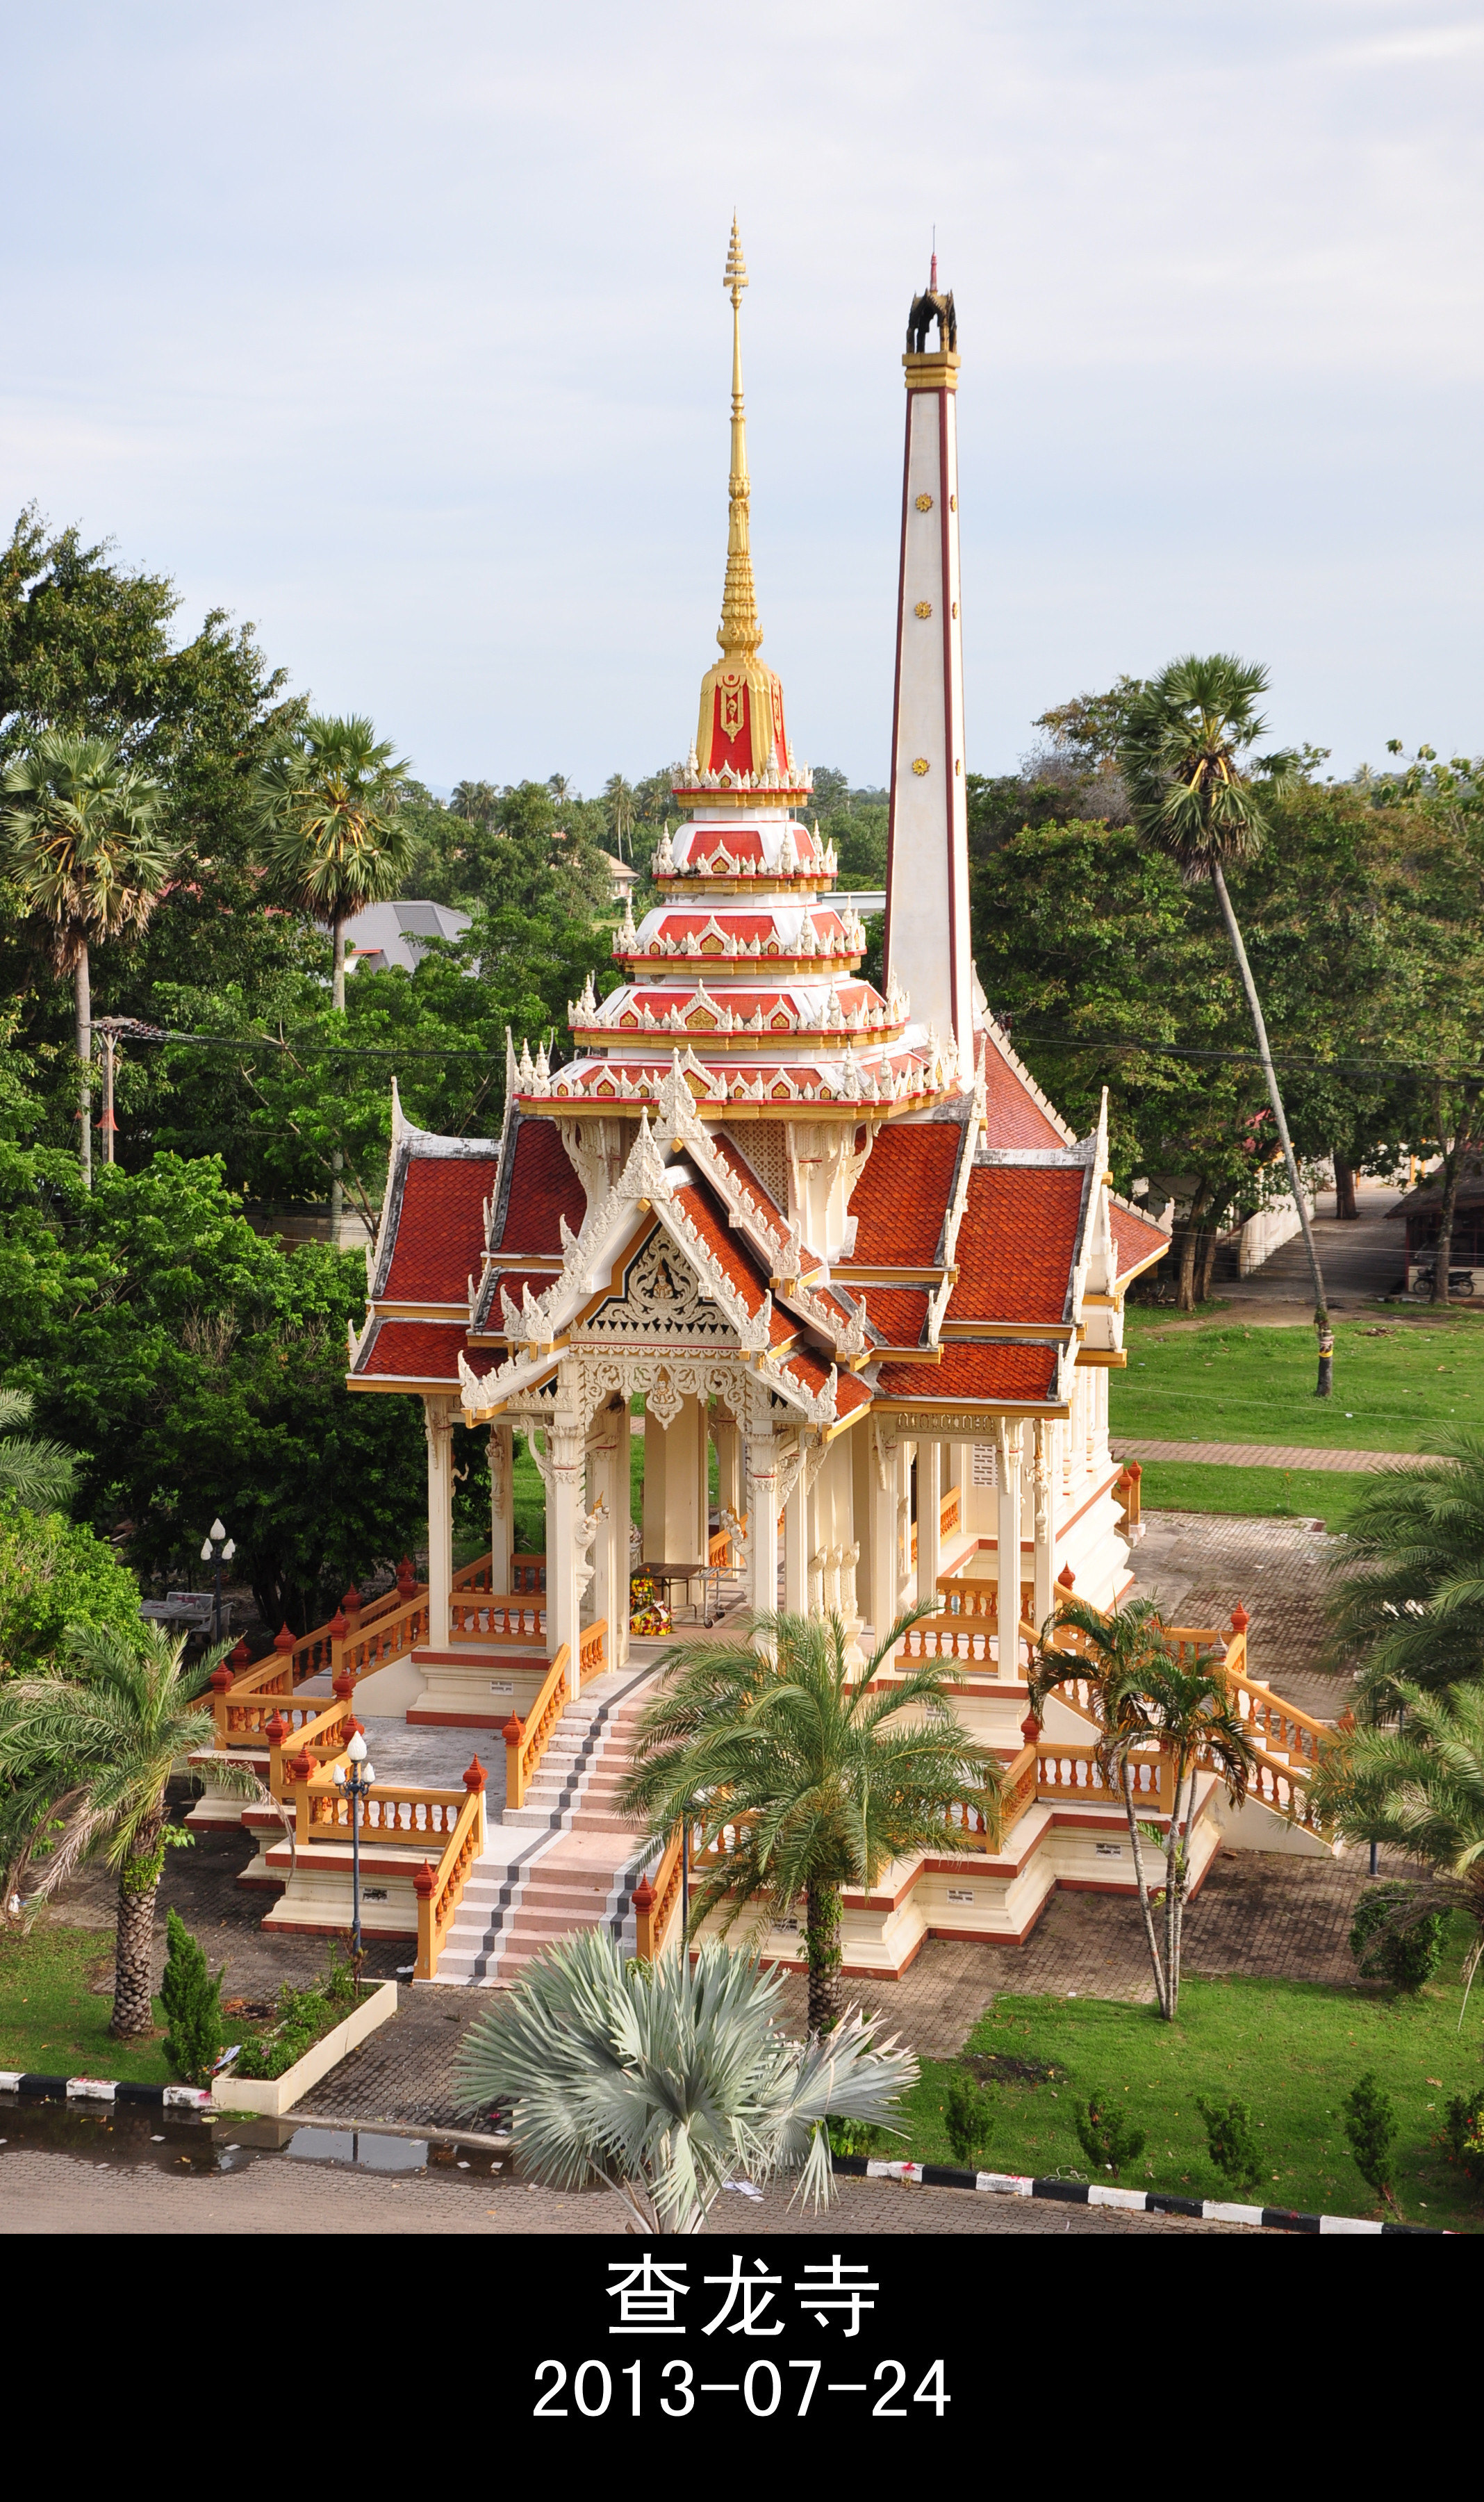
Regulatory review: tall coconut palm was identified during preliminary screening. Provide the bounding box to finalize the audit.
[1312,1680,1484,2020]
[621,1608,1000,2037]
[454,1929,916,2232]
[1031,1595,1257,2018]
[1327,1434,1484,1720]
[603,772,637,862]
[2,731,171,1186]
[0,1387,76,1514]
[1121,655,1332,1383]
[252,714,411,1231]
[0,1622,258,2036]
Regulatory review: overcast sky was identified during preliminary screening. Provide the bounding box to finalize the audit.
[3,1,1481,793]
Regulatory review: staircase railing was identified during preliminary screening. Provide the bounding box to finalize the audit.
[450,1595,548,1643]
[503,1644,570,1812]
[634,1824,685,1961]
[413,1763,488,1980]
[578,1619,608,1684]
[337,1589,430,1686]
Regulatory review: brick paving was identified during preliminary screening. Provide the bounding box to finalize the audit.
[1126,1508,1353,1722]
[1115,1438,1437,1472]
[0,2145,1242,2233]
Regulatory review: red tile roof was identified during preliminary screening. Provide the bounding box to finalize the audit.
[477,1269,562,1330]
[382,1154,495,1303]
[949,1167,1085,1323]
[846,1123,962,1266]
[708,1131,792,1241]
[1110,1202,1171,1280]
[356,1319,468,1382]
[831,1369,873,1419]
[671,1181,773,1317]
[980,1032,1067,1151]
[857,1287,931,1348]
[873,1342,1062,1404]
[493,1117,586,1256]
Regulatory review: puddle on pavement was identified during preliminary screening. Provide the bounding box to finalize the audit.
[0,2092,511,2184]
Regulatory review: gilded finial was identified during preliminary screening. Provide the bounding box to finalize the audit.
[725,214,748,306]
[717,217,761,659]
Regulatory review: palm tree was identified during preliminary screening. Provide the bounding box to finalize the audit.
[603,773,637,863]
[2,731,172,1186]
[1327,1435,1484,1720]
[452,1928,917,2232]
[1312,1681,1484,2020]
[0,1622,258,2036]
[1030,1595,1256,2018]
[0,1388,76,1514]
[621,1608,1000,2037]
[1121,655,1332,1381]
[252,715,412,1233]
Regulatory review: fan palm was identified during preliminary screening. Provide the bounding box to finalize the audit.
[0,1387,76,1515]
[2,731,172,1185]
[453,1927,917,2232]
[1121,655,1331,1374]
[1326,1435,1484,1720]
[0,1622,259,2036]
[621,1607,1000,2037]
[1311,1681,1484,2022]
[253,714,411,1231]
[1030,1595,1257,2018]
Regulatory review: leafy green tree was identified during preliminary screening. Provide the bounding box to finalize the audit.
[0,1622,255,2036]
[1074,2087,1146,2179]
[1349,1882,1449,1991]
[1121,657,1333,1380]
[0,1490,145,1678]
[1325,1437,1484,1718]
[0,1387,75,1514]
[1342,2071,1399,2206]
[622,1607,998,2037]
[453,1929,917,2232]
[160,1908,223,2083]
[3,731,172,1183]
[943,2068,996,2168]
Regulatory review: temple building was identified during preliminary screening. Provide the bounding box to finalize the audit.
[202,233,1333,1983]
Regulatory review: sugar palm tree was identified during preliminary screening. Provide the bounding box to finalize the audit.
[0,1622,258,2036]
[2,731,172,1185]
[252,714,412,1231]
[621,1608,1000,2037]
[1312,1680,1484,2022]
[453,1928,916,2232]
[1326,1435,1484,1720]
[0,1387,76,1514]
[1121,655,1332,1379]
[1031,1595,1257,2018]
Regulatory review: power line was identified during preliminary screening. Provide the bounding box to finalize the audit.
[1003,1027,1484,1081]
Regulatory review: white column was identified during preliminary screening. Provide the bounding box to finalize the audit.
[423,1397,454,1649]
[1094,1366,1110,1470]
[995,1418,1023,1637]
[586,1404,627,1670]
[488,1420,513,1592]
[547,1418,584,1684]
[1032,1419,1057,1635]
[784,1454,809,1615]
[864,1426,898,1654]
[916,1437,941,1610]
[743,1406,780,1624]
[712,1410,741,1526]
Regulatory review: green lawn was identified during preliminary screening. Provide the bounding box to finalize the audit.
[1114,1312,1484,1455]
[897,1925,1483,2228]
[0,1924,175,2084]
[1137,1460,1372,1529]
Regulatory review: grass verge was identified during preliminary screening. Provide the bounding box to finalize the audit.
[1115,1314,1483,1454]
[1137,1461,1371,1529]
[895,1925,1483,2229]
[0,1925,174,2085]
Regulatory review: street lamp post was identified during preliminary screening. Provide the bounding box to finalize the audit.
[333,1732,376,1971]
[199,1517,237,1643]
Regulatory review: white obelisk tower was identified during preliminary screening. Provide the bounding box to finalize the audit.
[884,261,974,1084]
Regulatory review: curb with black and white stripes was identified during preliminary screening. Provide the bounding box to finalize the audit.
[1,2071,213,2109]
[830,2153,1442,2234]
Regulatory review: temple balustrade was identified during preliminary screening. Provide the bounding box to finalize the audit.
[504,1645,572,1811]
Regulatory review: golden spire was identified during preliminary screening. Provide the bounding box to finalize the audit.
[717,216,762,659]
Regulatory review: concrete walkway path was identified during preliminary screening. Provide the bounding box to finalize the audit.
[1113,1437,1440,1474]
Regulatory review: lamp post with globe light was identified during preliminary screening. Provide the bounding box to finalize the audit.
[200,1518,236,1644]
[333,1731,376,1971]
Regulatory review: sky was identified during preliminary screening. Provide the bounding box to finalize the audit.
[2,1,1481,793]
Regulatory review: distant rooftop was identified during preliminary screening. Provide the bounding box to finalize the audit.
[339,900,472,976]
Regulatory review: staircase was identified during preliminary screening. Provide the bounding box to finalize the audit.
[431,1668,660,1987]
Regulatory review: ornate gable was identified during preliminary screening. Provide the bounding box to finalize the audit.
[579,1226,739,1349]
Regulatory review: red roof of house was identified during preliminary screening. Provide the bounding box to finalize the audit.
[949,1167,1085,1324]
[1110,1202,1170,1280]
[873,1342,1062,1404]
[978,1031,1068,1151]
[858,1287,931,1348]
[356,1319,468,1383]
[493,1117,587,1256]
[846,1123,962,1266]
[382,1154,495,1303]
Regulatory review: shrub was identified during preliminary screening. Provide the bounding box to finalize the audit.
[1073,2085,1146,2179]
[1342,2071,1399,2202]
[942,2069,996,2170]
[1349,1884,1448,1993]
[1196,2095,1262,2193]
[826,2115,884,2159]
[229,1964,358,2080]
[160,1909,222,2084]
[1444,2087,1484,2189]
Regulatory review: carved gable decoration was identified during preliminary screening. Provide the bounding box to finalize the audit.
[578,1226,739,1349]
